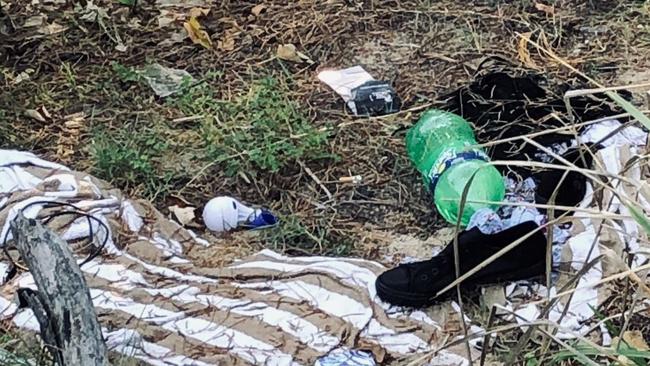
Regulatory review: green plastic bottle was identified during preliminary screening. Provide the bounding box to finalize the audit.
[406,109,505,226]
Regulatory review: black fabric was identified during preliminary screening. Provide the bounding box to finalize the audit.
[441,59,629,176]
[532,146,598,211]
[376,221,547,307]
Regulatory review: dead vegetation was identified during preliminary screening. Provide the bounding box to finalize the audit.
[2,0,650,364]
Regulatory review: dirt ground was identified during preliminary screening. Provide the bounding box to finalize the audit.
[1,1,649,259]
[2,1,650,364]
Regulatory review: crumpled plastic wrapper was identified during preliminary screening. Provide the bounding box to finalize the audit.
[138,63,194,98]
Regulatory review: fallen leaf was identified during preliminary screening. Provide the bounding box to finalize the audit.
[23,15,46,28]
[251,4,266,16]
[56,113,85,163]
[157,9,184,28]
[115,43,128,52]
[218,29,236,51]
[183,16,212,49]
[127,17,142,29]
[188,7,209,17]
[13,70,32,85]
[79,2,109,23]
[617,355,634,366]
[159,31,187,46]
[276,43,313,63]
[534,2,555,16]
[277,44,301,62]
[25,109,46,122]
[517,32,538,69]
[622,330,650,351]
[39,22,68,35]
[169,205,196,226]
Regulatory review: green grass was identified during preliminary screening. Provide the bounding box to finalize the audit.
[171,75,331,177]
[90,122,174,200]
[264,215,354,256]
[111,62,140,83]
[0,332,48,366]
[88,67,331,201]
[0,109,14,146]
[0,349,33,366]
[552,341,650,365]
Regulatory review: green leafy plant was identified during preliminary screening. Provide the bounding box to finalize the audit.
[0,332,48,366]
[524,352,540,366]
[171,76,332,176]
[111,62,140,83]
[90,124,173,199]
[550,340,650,366]
[60,62,76,87]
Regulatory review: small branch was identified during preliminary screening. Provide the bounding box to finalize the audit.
[298,161,333,201]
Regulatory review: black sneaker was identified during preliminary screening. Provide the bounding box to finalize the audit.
[375,221,547,307]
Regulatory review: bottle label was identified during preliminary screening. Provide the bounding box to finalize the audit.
[428,149,489,195]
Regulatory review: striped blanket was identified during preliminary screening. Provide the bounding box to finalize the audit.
[0,150,467,365]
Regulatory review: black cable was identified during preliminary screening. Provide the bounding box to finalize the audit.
[2,200,111,279]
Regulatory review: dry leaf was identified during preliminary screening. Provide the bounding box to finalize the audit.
[276,43,312,63]
[115,43,128,52]
[169,205,196,226]
[517,32,538,69]
[23,15,46,28]
[39,22,68,35]
[277,44,301,62]
[534,2,555,16]
[57,113,86,163]
[157,9,184,28]
[188,7,209,17]
[218,37,235,51]
[183,16,212,49]
[25,109,46,122]
[623,330,650,351]
[617,355,634,366]
[159,31,187,46]
[13,70,32,85]
[218,29,236,51]
[251,4,266,16]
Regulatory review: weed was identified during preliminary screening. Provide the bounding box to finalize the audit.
[89,123,173,200]
[60,62,76,88]
[0,332,48,366]
[111,62,140,83]
[552,341,650,365]
[591,304,621,336]
[0,349,33,366]
[524,352,540,366]
[0,109,14,146]
[264,215,353,256]
[170,76,331,177]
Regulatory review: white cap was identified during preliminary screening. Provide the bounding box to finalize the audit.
[202,196,255,232]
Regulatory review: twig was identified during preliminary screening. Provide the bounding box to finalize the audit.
[172,115,205,123]
[526,263,650,308]
[298,161,333,201]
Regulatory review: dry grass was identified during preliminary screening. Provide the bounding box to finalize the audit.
[2,0,650,364]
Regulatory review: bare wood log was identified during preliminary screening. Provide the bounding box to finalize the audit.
[10,213,109,366]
